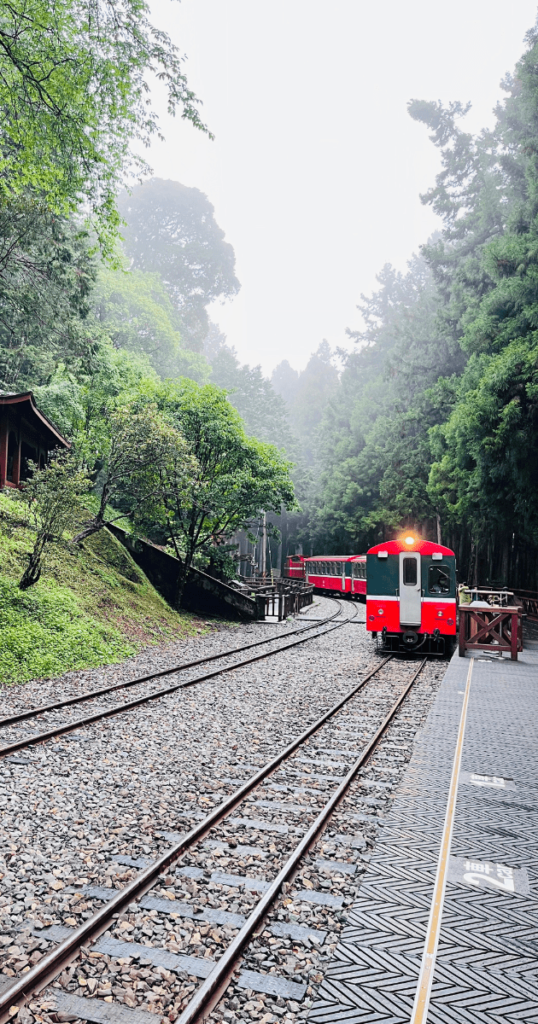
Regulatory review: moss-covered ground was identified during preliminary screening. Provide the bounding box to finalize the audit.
[0,490,209,686]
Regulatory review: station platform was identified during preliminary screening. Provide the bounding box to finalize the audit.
[310,646,538,1023]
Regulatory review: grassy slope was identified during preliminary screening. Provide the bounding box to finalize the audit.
[0,490,206,686]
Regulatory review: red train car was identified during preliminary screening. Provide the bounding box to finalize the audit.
[304,555,367,598]
[366,537,457,655]
[283,555,306,579]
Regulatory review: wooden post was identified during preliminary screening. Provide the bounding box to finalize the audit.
[458,608,466,657]
[12,436,20,486]
[511,610,518,661]
[0,417,7,488]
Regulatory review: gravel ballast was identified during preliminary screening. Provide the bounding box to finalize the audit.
[0,597,447,1024]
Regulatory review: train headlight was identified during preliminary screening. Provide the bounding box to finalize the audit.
[405,535,414,545]
[437,610,443,618]
[378,608,384,615]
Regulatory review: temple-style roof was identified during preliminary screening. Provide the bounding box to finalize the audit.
[0,391,69,448]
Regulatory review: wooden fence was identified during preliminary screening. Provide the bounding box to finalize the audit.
[458,605,523,661]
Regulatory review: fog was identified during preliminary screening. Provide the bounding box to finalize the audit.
[146,0,537,373]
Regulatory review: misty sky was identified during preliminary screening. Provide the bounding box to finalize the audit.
[146,1,538,374]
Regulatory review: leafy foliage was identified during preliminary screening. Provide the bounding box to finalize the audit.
[118,180,240,349]
[73,403,195,542]
[206,324,293,451]
[0,0,208,243]
[92,263,210,382]
[0,203,99,391]
[143,378,297,603]
[276,16,538,586]
[15,450,91,588]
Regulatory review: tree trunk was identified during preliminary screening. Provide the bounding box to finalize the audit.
[174,558,190,608]
[19,535,46,589]
[436,513,442,546]
[72,517,105,544]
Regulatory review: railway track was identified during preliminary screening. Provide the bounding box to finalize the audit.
[0,600,361,758]
[0,652,431,1024]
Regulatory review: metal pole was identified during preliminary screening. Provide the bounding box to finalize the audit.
[261,511,267,577]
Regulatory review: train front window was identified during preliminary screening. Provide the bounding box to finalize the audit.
[403,558,417,586]
[429,564,450,594]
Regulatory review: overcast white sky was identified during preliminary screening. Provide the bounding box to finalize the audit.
[146,0,538,374]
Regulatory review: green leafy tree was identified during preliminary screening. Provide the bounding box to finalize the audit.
[16,450,91,589]
[0,204,99,391]
[0,0,208,243]
[31,345,161,449]
[93,263,210,382]
[411,19,538,581]
[73,404,194,542]
[271,360,300,406]
[147,379,297,605]
[272,342,339,461]
[206,324,293,450]
[307,254,451,553]
[118,180,240,349]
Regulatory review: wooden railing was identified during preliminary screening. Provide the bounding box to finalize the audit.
[458,605,523,660]
[230,576,314,620]
[511,587,538,622]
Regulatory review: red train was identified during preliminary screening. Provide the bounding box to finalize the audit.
[284,536,458,656]
[283,554,367,598]
[366,537,457,655]
[283,555,306,579]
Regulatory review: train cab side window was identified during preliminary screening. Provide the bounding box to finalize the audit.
[428,565,450,594]
[403,558,417,586]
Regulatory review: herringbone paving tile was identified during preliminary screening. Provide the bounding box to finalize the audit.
[308,649,538,1023]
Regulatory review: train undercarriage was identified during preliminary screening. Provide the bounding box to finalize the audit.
[374,626,452,657]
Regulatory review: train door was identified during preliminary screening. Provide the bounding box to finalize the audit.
[399,552,421,625]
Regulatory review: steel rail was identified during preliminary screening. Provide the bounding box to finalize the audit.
[177,658,427,1024]
[0,653,393,1022]
[0,604,359,758]
[0,602,345,730]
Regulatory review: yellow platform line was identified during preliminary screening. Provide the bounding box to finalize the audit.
[410,659,474,1024]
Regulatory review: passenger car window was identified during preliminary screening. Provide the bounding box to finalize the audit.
[428,564,450,594]
[403,557,417,586]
